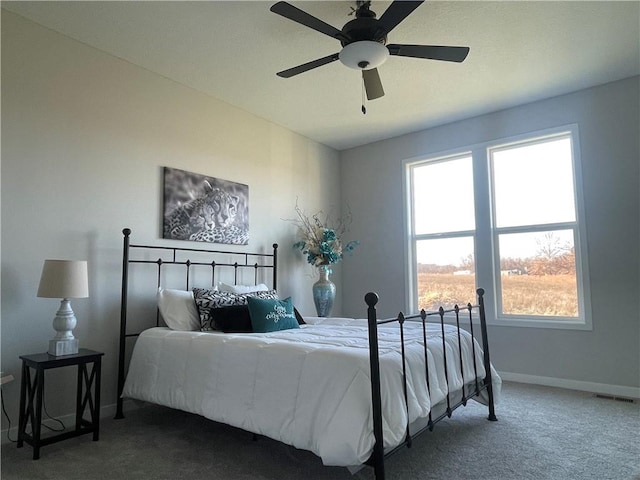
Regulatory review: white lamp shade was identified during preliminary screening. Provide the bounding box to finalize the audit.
[339,41,389,70]
[37,260,89,299]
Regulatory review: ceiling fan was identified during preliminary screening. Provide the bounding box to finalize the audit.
[270,1,470,107]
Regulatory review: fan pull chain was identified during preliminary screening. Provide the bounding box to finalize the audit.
[361,76,367,115]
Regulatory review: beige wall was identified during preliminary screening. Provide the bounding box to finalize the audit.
[0,11,340,428]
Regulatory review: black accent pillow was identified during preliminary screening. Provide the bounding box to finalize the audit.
[294,307,306,325]
[209,305,253,333]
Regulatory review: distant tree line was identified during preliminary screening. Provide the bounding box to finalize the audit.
[418,233,576,276]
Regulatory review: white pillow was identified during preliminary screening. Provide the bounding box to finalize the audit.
[218,282,269,294]
[157,288,201,331]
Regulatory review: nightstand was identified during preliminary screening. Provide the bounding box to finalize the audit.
[17,348,104,459]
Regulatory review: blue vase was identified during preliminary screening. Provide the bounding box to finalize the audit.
[313,265,336,317]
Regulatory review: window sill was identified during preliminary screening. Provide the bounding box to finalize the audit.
[490,316,592,330]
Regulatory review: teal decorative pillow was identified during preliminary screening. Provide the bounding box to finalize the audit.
[247,296,300,333]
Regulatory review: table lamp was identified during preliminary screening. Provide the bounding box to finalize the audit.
[37,260,89,356]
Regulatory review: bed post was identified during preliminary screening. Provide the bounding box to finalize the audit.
[272,243,278,290]
[477,288,497,422]
[365,292,385,480]
[115,228,131,420]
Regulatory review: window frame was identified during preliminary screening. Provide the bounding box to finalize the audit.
[404,124,592,330]
[404,151,476,312]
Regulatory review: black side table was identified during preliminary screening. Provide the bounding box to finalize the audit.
[17,348,104,459]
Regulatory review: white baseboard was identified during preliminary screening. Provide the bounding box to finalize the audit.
[499,371,640,399]
[1,399,142,445]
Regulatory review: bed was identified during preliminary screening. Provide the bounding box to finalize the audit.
[116,229,500,479]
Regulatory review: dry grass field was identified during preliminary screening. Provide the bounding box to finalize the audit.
[418,273,578,317]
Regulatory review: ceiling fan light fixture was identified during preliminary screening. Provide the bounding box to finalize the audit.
[339,40,389,70]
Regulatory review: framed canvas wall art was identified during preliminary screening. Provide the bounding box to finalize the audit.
[162,167,249,245]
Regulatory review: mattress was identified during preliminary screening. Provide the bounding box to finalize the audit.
[122,318,501,467]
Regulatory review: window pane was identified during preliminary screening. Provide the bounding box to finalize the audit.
[492,137,576,228]
[413,156,475,234]
[416,237,476,311]
[498,230,578,317]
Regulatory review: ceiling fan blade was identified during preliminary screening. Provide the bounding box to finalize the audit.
[362,68,385,100]
[276,53,340,78]
[270,2,349,42]
[377,1,424,35]
[387,44,470,63]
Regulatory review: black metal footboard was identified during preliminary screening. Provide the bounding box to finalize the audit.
[365,289,497,480]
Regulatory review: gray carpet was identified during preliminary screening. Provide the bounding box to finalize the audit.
[2,382,638,480]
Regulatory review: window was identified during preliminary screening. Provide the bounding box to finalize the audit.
[408,155,477,311]
[406,126,591,329]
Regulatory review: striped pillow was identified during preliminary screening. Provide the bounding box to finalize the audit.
[193,288,278,331]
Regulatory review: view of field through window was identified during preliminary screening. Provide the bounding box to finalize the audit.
[412,134,580,318]
[417,234,579,317]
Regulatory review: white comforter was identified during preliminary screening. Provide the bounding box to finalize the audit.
[122,318,501,466]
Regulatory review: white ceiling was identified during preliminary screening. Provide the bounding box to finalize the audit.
[3,1,639,150]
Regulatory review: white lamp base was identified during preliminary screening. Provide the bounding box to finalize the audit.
[48,298,79,356]
[49,338,79,356]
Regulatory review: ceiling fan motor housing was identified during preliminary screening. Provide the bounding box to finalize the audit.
[340,16,387,46]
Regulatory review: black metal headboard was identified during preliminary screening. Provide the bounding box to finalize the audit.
[115,228,278,418]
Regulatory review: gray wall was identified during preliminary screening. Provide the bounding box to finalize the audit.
[340,76,640,392]
[1,11,341,430]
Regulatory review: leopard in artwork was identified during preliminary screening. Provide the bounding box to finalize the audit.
[188,225,249,245]
[164,181,247,244]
